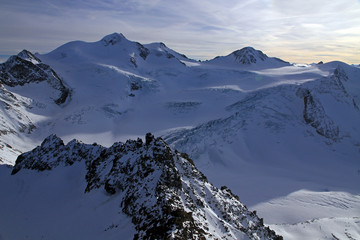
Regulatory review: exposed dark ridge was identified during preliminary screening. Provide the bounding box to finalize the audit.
[0,50,71,105]
[11,133,282,240]
[297,88,339,139]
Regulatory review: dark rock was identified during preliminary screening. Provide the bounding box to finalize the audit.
[11,133,282,240]
[145,132,155,145]
[137,43,150,60]
[0,50,71,105]
[297,88,339,139]
[130,57,137,68]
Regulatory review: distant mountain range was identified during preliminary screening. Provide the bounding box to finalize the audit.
[0,33,359,239]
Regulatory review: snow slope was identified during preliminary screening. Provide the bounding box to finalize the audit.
[0,33,359,239]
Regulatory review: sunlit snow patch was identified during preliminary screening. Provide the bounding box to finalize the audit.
[180,60,201,67]
[98,64,153,82]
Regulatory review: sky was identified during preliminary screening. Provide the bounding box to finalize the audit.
[0,0,360,64]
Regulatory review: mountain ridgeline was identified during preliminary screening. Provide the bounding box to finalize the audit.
[0,32,359,239]
[11,133,282,240]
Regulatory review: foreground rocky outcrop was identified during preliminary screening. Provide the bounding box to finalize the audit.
[12,133,282,240]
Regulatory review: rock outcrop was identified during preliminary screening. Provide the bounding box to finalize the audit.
[12,133,282,240]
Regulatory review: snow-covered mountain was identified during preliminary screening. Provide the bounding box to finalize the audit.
[1,133,281,239]
[42,32,188,71]
[207,47,290,69]
[0,33,359,239]
[0,50,71,164]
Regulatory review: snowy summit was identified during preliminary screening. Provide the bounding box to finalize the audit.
[101,32,128,46]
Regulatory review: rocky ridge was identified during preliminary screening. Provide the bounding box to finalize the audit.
[12,133,282,240]
[0,49,70,105]
[164,65,359,158]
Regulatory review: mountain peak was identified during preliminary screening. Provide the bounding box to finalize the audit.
[40,134,64,149]
[101,32,127,46]
[209,46,289,67]
[17,49,41,64]
[231,47,268,64]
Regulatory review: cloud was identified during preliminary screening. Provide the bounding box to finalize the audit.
[0,0,359,63]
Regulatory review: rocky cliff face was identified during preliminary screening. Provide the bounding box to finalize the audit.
[298,65,359,140]
[297,88,339,139]
[12,133,282,240]
[0,50,70,105]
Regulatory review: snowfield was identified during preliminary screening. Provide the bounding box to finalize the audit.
[0,33,359,239]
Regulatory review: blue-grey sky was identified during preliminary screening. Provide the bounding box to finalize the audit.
[1,0,359,63]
